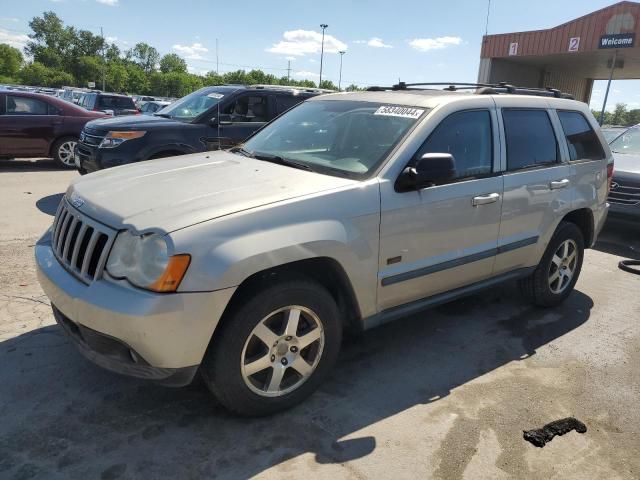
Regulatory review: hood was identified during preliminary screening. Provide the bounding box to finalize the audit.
[85,114,184,131]
[68,151,357,233]
[612,152,640,175]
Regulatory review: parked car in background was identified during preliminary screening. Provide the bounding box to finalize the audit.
[37,84,610,415]
[140,100,170,115]
[608,125,640,218]
[77,92,139,116]
[601,125,628,143]
[76,84,325,173]
[0,91,107,167]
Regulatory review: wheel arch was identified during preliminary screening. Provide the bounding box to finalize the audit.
[48,134,78,157]
[561,208,595,247]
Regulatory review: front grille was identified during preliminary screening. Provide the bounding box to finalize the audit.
[80,128,105,147]
[608,181,640,206]
[51,200,116,283]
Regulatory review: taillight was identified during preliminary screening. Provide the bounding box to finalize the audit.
[606,162,614,194]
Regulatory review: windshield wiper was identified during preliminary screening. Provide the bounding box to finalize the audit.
[153,113,172,118]
[230,146,252,157]
[251,152,315,172]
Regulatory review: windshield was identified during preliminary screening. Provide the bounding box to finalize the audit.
[98,96,136,109]
[158,87,226,121]
[242,100,426,178]
[610,126,640,155]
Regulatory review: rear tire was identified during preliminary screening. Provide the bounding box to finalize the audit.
[519,221,584,307]
[52,137,78,169]
[200,279,342,416]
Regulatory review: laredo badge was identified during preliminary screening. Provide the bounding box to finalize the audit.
[69,191,84,209]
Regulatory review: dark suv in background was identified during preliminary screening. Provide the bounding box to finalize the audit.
[77,92,139,116]
[75,85,324,173]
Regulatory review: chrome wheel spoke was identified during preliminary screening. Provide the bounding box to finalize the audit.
[244,354,272,376]
[298,327,321,350]
[266,364,286,393]
[284,308,301,337]
[253,323,278,347]
[566,250,576,267]
[290,357,313,377]
[549,269,560,286]
[552,254,563,267]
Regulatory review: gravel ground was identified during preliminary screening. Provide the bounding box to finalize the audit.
[0,159,639,480]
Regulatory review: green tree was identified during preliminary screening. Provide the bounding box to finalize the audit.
[0,44,23,78]
[159,53,187,74]
[19,62,52,86]
[148,71,166,96]
[75,55,103,87]
[26,11,73,69]
[203,71,223,86]
[127,42,159,73]
[125,64,148,94]
[626,109,640,126]
[106,63,129,92]
[319,79,337,90]
[345,83,362,91]
[610,103,628,126]
[47,69,74,88]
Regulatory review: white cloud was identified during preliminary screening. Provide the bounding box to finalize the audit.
[294,70,319,78]
[96,0,118,5]
[409,36,462,52]
[172,42,208,60]
[285,56,296,61]
[367,37,392,48]
[187,65,209,75]
[267,29,347,56]
[0,29,28,50]
[0,17,20,22]
[106,36,118,43]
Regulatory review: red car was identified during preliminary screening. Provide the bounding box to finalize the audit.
[0,91,106,168]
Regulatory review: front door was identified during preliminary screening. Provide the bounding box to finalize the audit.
[378,107,503,311]
[214,93,272,149]
[0,94,57,157]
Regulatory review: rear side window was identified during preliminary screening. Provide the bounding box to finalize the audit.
[276,95,304,115]
[6,96,49,115]
[557,111,604,160]
[98,96,136,109]
[414,110,493,180]
[503,109,558,170]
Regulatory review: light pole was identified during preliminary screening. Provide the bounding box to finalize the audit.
[338,50,345,91]
[319,24,328,88]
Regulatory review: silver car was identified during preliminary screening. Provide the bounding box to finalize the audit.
[36,86,611,415]
[608,125,640,218]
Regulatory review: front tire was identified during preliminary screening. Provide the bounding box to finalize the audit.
[201,279,342,416]
[519,221,584,307]
[52,137,78,169]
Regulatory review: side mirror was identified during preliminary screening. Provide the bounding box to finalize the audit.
[396,153,456,192]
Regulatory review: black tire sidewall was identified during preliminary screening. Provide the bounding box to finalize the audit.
[533,222,585,306]
[201,280,342,416]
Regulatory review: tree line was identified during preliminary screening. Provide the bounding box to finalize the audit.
[0,11,361,98]
[591,103,640,126]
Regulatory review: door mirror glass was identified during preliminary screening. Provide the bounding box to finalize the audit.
[396,153,456,192]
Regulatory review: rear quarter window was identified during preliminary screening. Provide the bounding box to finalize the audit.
[557,111,605,160]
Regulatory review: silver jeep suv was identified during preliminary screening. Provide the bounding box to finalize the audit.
[36,83,611,415]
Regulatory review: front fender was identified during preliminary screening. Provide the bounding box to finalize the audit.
[170,182,381,318]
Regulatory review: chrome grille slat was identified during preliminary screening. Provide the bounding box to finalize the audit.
[608,180,640,206]
[50,199,116,284]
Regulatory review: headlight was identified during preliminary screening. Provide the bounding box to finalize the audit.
[106,231,190,292]
[99,131,146,149]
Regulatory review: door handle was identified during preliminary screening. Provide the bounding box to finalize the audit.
[472,193,500,206]
[550,179,570,189]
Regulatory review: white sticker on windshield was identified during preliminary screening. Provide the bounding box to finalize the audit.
[374,105,424,119]
[207,93,224,99]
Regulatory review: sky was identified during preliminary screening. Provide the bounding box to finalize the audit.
[1,0,639,111]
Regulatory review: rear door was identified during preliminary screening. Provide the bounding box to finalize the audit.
[0,95,58,157]
[492,101,573,275]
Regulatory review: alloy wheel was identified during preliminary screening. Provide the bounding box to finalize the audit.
[240,305,325,397]
[58,141,77,166]
[548,239,578,294]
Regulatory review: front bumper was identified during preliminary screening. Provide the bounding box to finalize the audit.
[35,230,236,383]
[75,141,140,173]
[608,201,640,219]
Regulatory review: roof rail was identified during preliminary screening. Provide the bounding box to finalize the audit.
[249,84,336,94]
[366,81,574,99]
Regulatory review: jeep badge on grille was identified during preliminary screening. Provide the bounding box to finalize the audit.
[69,192,84,208]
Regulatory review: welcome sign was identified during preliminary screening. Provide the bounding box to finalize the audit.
[599,33,635,49]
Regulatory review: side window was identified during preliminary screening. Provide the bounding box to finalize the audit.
[502,109,558,170]
[557,111,605,160]
[223,95,268,123]
[48,103,61,115]
[414,110,493,180]
[276,95,303,115]
[6,96,49,115]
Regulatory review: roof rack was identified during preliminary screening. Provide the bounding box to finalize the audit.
[250,84,336,94]
[366,82,574,99]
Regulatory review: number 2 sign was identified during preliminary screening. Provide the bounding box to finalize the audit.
[508,42,518,56]
[568,37,580,52]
